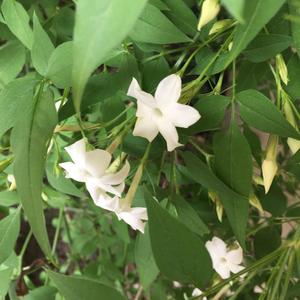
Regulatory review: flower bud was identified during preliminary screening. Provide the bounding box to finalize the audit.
[209,191,223,221]
[287,138,300,154]
[262,135,278,194]
[7,174,16,191]
[249,193,263,213]
[198,0,220,31]
[276,54,289,85]
[209,19,233,35]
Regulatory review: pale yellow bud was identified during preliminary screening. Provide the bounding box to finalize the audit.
[276,54,289,85]
[262,159,278,194]
[283,97,297,128]
[249,193,264,213]
[287,138,300,154]
[228,41,233,51]
[209,191,223,221]
[209,19,233,35]
[7,174,16,191]
[198,0,220,31]
[262,135,278,194]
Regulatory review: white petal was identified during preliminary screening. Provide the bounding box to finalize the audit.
[59,162,87,182]
[64,139,86,168]
[117,211,147,233]
[129,207,148,220]
[133,117,159,142]
[205,237,227,261]
[214,263,231,279]
[157,118,182,151]
[127,78,156,109]
[192,288,204,298]
[228,263,244,274]
[163,103,201,128]
[136,100,156,118]
[101,161,130,185]
[226,247,243,265]
[87,177,122,197]
[84,149,111,177]
[155,74,182,107]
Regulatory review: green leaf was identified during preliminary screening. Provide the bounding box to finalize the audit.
[213,121,253,197]
[60,53,138,120]
[243,34,292,63]
[46,41,73,88]
[183,153,248,247]
[187,95,230,133]
[173,195,209,236]
[290,1,300,58]
[237,89,300,139]
[23,286,57,300]
[211,0,285,74]
[47,270,126,300]
[0,191,20,207]
[0,209,20,264]
[0,77,38,138]
[163,0,197,36]
[0,253,18,298]
[135,226,159,290]
[130,4,191,44]
[31,13,54,76]
[221,0,245,23]
[11,87,58,258]
[72,0,147,113]
[144,188,213,286]
[1,0,33,49]
[0,41,26,87]
[286,55,300,99]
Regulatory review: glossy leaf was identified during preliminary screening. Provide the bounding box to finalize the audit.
[72,0,147,113]
[211,0,285,74]
[130,4,191,44]
[144,188,213,286]
[1,0,33,49]
[46,41,73,88]
[47,270,126,300]
[183,153,249,247]
[0,77,37,138]
[0,41,26,87]
[237,89,300,139]
[0,209,20,264]
[221,0,245,23]
[31,13,54,76]
[11,87,58,257]
[214,121,253,197]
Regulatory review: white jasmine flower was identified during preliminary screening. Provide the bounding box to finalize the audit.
[60,139,130,197]
[127,74,200,152]
[192,288,207,299]
[205,237,244,279]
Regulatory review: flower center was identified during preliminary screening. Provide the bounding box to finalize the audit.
[153,107,163,117]
[220,257,227,264]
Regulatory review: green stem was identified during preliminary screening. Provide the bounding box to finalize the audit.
[51,206,64,257]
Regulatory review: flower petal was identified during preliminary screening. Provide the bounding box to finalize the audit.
[127,77,156,109]
[87,177,122,197]
[101,161,130,185]
[84,149,111,177]
[163,103,201,128]
[228,263,244,274]
[116,210,147,233]
[64,139,87,168]
[155,74,182,107]
[226,247,243,265]
[59,162,87,182]
[157,118,182,151]
[214,263,231,279]
[133,117,159,142]
[205,237,227,261]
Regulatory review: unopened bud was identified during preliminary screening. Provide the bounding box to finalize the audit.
[249,193,264,213]
[209,191,223,221]
[7,174,16,191]
[262,135,278,193]
[287,138,300,154]
[209,19,233,35]
[198,0,220,31]
[276,54,289,85]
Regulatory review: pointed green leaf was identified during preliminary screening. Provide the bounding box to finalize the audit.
[210,0,285,74]
[214,121,253,197]
[237,89,300,139]
[46,41,73,88]
[0,41,26,87]
[11,87,58,257]
[0,77,37,138]
[47,270,126,300]
[130,4,191,44]
[144,188,213,287]
[0,209,20,264]
[72,0,147,113]
[1,0,33,49]
[221,0,245,23]
[183,153,248,247]
[31,13,54,75]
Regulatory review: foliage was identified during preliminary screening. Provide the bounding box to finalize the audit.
[0,0,299,299]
